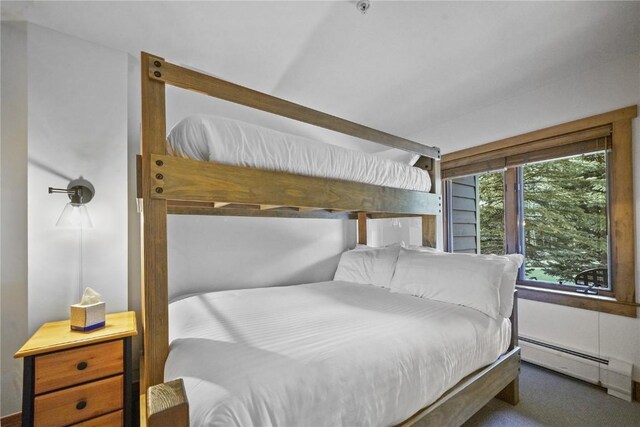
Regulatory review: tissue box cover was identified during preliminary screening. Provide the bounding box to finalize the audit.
[70,302,106,331]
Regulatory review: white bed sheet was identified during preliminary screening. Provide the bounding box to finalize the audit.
[166,281,510,427]
[167,115,432,192]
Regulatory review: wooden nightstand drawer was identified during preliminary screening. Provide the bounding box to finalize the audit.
[35,340,123,394]
[34,375,123,426]
[72,409,123,426]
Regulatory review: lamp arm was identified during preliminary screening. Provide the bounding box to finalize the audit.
[48,187,76,195]
[49,181,94,206]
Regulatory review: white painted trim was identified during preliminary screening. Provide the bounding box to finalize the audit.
[520,336,633,401]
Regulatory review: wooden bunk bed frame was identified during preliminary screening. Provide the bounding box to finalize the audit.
[139,52,520,426]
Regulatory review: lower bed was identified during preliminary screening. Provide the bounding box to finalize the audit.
[166,281,511,427]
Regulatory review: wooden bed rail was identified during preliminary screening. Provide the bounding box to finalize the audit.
[149,154,441,215]
[145,54,440,160]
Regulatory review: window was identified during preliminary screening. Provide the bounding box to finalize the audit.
[473,153,609,290]
[444,172,505,255]
[521,153,608,291]
[442,106,637,317]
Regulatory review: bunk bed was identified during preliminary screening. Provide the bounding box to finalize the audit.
[138,52,521,426]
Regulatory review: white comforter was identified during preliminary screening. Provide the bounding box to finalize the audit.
[167,114,431,192]
[166,281,510,427]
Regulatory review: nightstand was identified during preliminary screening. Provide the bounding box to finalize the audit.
[15,311,137,427]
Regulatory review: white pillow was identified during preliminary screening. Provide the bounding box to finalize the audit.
[470,253,524,318]
[334,246,400,288]
[389,249,505,319]
[404,248,524,318]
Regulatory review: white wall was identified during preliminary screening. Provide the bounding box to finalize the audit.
[126,54,143,387]
[1,21,29,416]
[0,23,129,416]
[26,24,129,333]
[413,52,640,381]
[367,217,422,248]
[167,216,354,300]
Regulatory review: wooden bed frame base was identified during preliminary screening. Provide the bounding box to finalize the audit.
[143,349,520,427]
[398,348,520,427]
[144,291,520,426]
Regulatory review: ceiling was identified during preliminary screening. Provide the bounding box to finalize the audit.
[2,1,640,154]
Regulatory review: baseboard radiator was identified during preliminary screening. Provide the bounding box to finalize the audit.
[519,335,633,401]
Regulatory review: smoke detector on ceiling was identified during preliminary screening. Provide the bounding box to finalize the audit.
[356,0,370,14]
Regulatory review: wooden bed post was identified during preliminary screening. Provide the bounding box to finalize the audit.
[358,212,367,245]
[415,156,441,249]
[141,52,169,391]
[497,290,520,405]
[422,215,436,247]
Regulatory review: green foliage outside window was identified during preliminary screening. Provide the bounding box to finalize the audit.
[478,172,505,255]
[477,152,608,285]
[522,153,607,284]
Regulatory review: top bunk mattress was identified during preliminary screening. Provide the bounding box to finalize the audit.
[167,114,432,192]
[166,280,510,427]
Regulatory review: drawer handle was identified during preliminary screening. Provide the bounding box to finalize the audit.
[76,361,88,371]
[76,400,87,410]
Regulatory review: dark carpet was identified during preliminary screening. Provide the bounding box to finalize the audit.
[464,362,640,426]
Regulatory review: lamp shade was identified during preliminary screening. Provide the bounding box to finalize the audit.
[56,203,93,228]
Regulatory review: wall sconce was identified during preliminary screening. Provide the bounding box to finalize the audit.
[48,178,94,228]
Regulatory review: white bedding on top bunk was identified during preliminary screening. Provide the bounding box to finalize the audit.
[167,114,432,192]
[166,281,511,427]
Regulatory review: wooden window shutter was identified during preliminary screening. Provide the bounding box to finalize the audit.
[442,125,611,179]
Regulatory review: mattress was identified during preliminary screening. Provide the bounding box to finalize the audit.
[167,114,432,192]
[166,281,511,426]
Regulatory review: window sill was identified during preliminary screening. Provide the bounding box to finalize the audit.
[516,284,638,318]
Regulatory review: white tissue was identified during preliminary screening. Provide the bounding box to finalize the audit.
[79,287,103,306]
[70,287,106,331]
